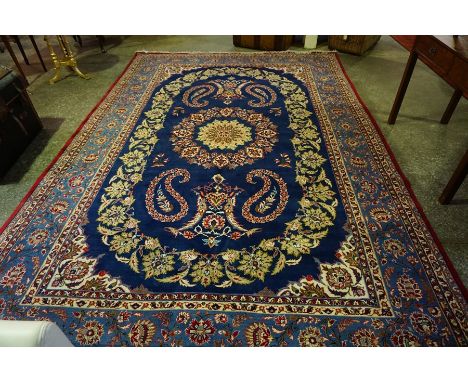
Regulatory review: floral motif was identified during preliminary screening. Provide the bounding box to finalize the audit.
[280,234,313,257]
[302,208,334,231]
[351,328,379,346]
[197,119,252,150]
[171,107,278,169]
[142,250,175,278]
[97,205,128,226]
[238,250,272,281]
[390,329,420,347]
[370,208,391,223]
[397,274,423,301]
[0,264,26,288]
[49,200,69,214]
[298,327,326,347]
[202,215,226,231]
[68,175,85,188]
[275,316,288,327]
[129,319,156,346]
[322,264,355,293]
[105,180,131,199]
[410,312,437,335]
[61,260,93,285]
[383,239,406,257]
[245,322,272,347]
[177,312,190,324]
[27,229,49,247]
[214,314,228,324]
[190,259,223,287]
[120,150,146,168]
[278,234,367,299]
[76,321,104,346]
[109,232,138,255]
[185,319,216,345]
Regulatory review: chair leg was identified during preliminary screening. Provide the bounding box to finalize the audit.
[1,36,28,86]
[29,36,47,72]
[439,149,468,204]
[13,36,30,65]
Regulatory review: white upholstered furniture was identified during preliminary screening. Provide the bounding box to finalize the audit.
[0,320,73,347]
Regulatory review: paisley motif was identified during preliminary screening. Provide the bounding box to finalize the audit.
[145,168,190,223]
[182,83,217,107]
[181,78,277,107]
[242,169,289,224]
[244,83,277,107]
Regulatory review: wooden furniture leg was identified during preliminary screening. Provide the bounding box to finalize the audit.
[388,50,418,124]
[440,89,462,124]
[13,36,30,65]
[97,36,106,53]
[29,36,47,72]
[439,149,468,204]
[1,37,28,86]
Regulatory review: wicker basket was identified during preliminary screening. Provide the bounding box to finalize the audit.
[328,36,381,55]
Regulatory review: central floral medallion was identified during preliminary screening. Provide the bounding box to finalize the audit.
[197,119,252,150]
[171,107,278,169]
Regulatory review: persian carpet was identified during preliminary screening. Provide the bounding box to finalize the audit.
[0,52,466,347]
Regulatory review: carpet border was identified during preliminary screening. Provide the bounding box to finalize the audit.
[0,52,140,235]
[334,52,467,299]
[1,50,466,299]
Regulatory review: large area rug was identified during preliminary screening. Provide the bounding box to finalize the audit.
[0,52,466,346]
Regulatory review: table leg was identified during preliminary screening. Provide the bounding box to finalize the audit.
[388,50,418,124]
[439,149,468,204]
[440,89,462,124]
[13,36,30,65]
[1,36,28,86]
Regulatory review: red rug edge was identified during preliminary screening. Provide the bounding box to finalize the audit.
[334,52,468,300]
[0,52,140,235]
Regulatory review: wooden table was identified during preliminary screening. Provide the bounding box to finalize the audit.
[388,35,468,204]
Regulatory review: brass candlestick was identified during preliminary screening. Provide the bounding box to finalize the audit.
[44,35,90,84]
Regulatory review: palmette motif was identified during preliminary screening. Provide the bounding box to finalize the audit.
[1,53,466,347]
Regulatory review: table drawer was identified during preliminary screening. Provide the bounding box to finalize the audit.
[415,36,455,75]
